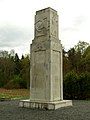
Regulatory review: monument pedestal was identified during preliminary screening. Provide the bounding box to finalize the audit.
[19,100,72,110]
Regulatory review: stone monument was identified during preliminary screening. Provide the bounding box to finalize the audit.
[19,7,72,109]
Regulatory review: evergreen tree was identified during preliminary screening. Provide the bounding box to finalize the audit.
[14,53,21,75]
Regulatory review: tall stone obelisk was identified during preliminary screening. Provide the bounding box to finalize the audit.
[30,7,63,102]
[19,7,72,109]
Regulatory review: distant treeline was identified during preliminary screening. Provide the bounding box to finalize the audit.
[0,41,90,100]
[0,51,30,89]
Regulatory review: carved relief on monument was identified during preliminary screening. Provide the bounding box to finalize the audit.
[32,42,45,52]
[35,17,49,37]
[50,12,58,38]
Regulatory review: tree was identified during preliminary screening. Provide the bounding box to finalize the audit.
[0,51,15,87]
[0,50,8,58]
[64,71,79,99]
[79,46,90,72]
[63,49,70,75]
[21,54,24,60]
[63,41,90,100]
[67,48,77,71]
[20,55,30,89]
[14,53,21,75]
[67,41,89,73]
[75,41,89,55]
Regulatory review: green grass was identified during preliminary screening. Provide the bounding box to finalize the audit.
[0,88,30,100]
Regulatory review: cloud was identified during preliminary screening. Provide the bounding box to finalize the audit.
[73,16,86,27]
[62,16,86,32]
[0,24,31,48]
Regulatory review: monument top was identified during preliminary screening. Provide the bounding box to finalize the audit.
[36,7,57,15]
[35,7,58,39]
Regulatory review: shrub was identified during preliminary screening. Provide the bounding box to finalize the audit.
[78,72,90,99]
[64,71,90,100]
[64,71,79,99]
[4,75,27,89]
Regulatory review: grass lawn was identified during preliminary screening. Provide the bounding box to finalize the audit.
[0,88,30,100]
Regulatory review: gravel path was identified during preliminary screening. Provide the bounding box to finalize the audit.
[0,100,90,120]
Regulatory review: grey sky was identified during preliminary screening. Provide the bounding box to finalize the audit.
[0,0,90,56]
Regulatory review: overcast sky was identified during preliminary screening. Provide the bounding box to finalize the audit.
[0,0,90,57]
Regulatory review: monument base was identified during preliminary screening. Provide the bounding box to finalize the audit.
[19,100,72,110]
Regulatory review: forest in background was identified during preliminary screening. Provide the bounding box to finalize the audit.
[0,41,90,100]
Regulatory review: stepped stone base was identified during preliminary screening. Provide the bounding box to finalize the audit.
[19,100,72,110]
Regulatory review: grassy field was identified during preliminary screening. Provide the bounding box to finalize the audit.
[0,88,30,100]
